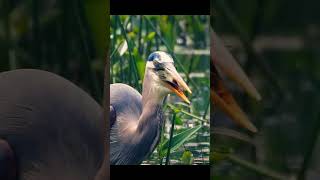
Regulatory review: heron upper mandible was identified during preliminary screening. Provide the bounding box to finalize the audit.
[110,51,192,165]
[211,28,261,133]
[0,69,107,180]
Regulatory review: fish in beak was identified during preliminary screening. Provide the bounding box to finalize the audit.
[211,28,261,133]
[162,63,192,104]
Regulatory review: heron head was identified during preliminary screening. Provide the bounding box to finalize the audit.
[146,51,192,104]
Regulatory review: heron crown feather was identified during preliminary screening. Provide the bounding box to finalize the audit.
[147,51,173,63]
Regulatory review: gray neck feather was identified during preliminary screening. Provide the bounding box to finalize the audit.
[113,69,166,164]
[138,69,165,133]
[132,70,165,162]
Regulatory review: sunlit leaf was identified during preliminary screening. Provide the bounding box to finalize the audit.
[166,103,181,113]
[117,40,128,56]
[146,32,156,41]
[127,31,136,39]
[174,116,183,125]
[181,150,194,165]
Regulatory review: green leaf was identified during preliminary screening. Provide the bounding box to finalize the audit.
[146,32,156,41]
[181,150,194,165]
[160,125,202,157]
[174,102,191,108]
[166,103,181,113]
[211,146,233,163]
[212,150,230,162]
[174,116,183,125]
[132,47,146,80]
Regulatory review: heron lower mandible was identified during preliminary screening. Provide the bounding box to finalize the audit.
[110,51,192,165]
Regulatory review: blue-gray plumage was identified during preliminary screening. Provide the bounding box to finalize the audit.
[0,69,106,180]
[110,51,192,165]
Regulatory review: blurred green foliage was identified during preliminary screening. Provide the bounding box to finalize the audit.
[0,0,108,102]
[212,0,320,179]
[110,15,210,165]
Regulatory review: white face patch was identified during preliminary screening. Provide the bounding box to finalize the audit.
[146,61,156,68]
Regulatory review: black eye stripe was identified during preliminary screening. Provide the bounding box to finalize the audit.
[154,63,165,71]
[157,71,166,79]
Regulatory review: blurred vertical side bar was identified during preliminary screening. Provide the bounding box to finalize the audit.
[83,0,109,179]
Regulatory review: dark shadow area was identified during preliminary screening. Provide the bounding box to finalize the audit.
[211,0,320,179]
[0,0,107,102]
[0,0,108,179]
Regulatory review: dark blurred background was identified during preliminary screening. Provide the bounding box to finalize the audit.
[211,0,320,179]
[0,0,107,103]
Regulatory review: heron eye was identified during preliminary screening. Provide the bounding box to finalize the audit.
[155,64,165,71]
[153,61,165,71]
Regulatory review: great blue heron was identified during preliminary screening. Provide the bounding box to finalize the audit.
[0,69,107,180]
[211,28,261,132]
[110,51,192,165]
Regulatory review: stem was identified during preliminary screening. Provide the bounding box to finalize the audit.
[211,127,255,145]
[75,0,101,100]
[117,16,141,91]
[215,0,284,99]
[228,154,290,180]
[165,113,176,165]
[3,0,12,70]
[297,113,320,180]
[60,0,69,76]
[202,98,210,120]
[110,16,118,83]
[32,0,41,66]
[138,16,143,54]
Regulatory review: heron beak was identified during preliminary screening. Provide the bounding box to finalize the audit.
[211,28,261,101]
[163,64,192,104]
[211,65,258,133]
[211,28,260,133]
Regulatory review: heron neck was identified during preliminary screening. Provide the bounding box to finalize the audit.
[136,72,166,133]
[141,91,165,110]
[135,97,164,160]
[141,71,166,108]
[117,72,165,164]
[130,101,163,164]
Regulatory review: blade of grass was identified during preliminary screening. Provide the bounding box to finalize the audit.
[211,127,255,145]
[167,103,208,122]
[32,0,41,66]
[3,0,15,70]
[117,15,141,91]
[165,113,176,165]
[161,125,202,157]
[297,113,320,180]
[138,16,143,54]
[227,154,291,180]
[75,0,101,99]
